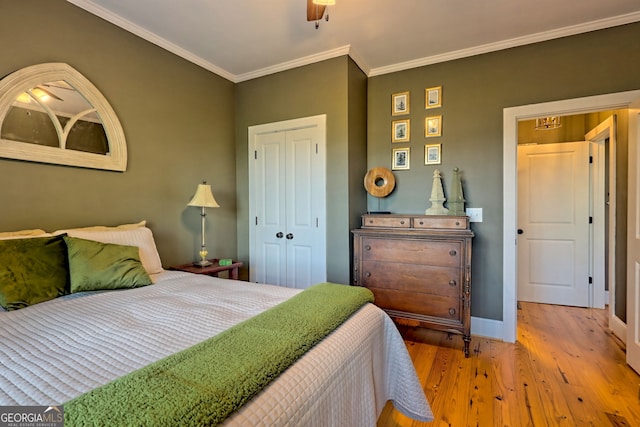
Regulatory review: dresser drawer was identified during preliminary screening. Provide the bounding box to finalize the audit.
[413,215,469,230]
[360,237,462,267]
[362,215,411,228]
[360,261,461,298]
[369,287,463,323]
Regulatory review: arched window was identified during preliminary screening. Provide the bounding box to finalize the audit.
[0,63,126,171]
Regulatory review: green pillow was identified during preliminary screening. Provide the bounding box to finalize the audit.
[64,236,152,293]
[0,235,69,311]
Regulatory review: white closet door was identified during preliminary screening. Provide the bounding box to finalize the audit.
[284,126,325,287]
[253,130,287,285]
[249,115,326,289]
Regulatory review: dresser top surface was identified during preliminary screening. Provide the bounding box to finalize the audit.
[358,213,473,234]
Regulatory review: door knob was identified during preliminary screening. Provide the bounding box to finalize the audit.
[286,233,294,240]
[517,229,524,235]
[276,232,284,238]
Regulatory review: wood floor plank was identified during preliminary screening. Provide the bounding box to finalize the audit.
[423,340,467,425]
[512,342,544,427]
[544,305,640,424]
[378,302,640,427]
[487,339,521,426]
[465,338,498,426]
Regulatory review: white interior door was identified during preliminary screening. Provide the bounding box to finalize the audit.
[517,141,591,307]
[626,99,640,374]
[253,131,287,285]
[284,126,326,287]
[248,115,327,289]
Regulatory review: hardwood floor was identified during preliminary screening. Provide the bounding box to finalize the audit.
[377,302,640,426]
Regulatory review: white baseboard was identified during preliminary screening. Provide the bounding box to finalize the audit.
[471,316,508,341]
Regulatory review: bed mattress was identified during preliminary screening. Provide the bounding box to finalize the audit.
[0,271,432,425]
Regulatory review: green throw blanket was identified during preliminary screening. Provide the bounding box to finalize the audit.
[64,282,374,426]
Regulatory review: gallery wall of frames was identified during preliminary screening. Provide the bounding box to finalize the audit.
[390,86,442,171]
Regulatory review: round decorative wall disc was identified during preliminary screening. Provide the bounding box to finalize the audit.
[364,167,396,197]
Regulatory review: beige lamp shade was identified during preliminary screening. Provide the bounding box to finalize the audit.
[188,183,220,208]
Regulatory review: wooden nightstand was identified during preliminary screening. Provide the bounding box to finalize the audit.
[171,259,243,280]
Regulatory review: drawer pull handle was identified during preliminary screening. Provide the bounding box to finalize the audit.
[449,308,456,317]
[455,221,460,226]
[400,220,405,224]
[364,245,371,251]
[419,221,424,225]
[449,280,457,287]
[449,249,457,256]
[365,272,371,277]
[369,220,373,223]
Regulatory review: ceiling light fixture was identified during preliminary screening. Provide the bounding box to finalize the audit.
[534,116,562,130]
[309,0,334,29]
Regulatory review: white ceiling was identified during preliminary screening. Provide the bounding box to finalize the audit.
[68,0,640,83]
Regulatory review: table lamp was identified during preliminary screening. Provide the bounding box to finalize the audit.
[188,181,219,267]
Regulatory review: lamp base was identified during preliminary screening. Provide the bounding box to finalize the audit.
[193,259,212,267]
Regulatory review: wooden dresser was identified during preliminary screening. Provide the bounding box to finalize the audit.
[352,214,474,357]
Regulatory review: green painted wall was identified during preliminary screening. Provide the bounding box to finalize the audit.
[235,57,367,284]
[347,59,369,282]
[0,0,236,268]
[368,23,640,320]
[3,1,640,323]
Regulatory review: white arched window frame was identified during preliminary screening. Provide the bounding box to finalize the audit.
[0,63,127,171]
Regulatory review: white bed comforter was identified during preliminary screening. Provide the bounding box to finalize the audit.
[0,271,432,425]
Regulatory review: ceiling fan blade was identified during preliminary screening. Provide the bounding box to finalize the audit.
[36,86,64,102]
[306,0,326,21]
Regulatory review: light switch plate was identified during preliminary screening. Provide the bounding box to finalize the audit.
[466,208,483,222]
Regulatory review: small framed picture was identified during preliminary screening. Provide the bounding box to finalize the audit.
[392,119,410,142]
[392,91,410,116]
[425,86,442,109]
[425,115,442,137]
[392,147,410,170]
[425,144,442,165]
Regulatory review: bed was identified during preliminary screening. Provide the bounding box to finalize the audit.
[0,223,433,426]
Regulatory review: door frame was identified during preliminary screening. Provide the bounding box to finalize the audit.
[247,114,327,284]
[626,97,640,373]
[585,116,626,340]
[502,90,640,343]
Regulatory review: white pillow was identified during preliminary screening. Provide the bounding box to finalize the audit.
[55,220,147,233]
[0,229,49,240]
[56,226,163,275]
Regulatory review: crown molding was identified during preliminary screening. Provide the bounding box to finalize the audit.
[234,45,353,83]
[368,11,640,77]
[67,2,640,82]
[344,46,370,77]
[67,0,235,81]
